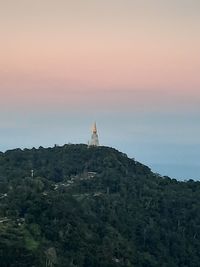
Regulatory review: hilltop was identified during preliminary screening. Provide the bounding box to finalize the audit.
[0,144,200,267]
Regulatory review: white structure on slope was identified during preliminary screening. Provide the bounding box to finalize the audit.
[89,122,99,147]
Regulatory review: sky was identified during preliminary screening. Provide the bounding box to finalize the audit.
[0,0,200,180]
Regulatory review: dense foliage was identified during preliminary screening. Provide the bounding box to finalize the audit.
[0,144,200,267]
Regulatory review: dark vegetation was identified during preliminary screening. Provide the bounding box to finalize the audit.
[0,144,200,267]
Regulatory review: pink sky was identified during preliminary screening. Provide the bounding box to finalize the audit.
[0,1,200,109]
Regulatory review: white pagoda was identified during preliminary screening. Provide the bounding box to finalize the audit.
[89,122,99,147]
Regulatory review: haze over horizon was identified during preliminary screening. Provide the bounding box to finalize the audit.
[0,0,200,180]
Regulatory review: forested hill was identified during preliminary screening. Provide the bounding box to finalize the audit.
[0,144,200,267]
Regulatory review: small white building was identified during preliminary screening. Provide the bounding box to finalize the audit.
[89,122,99,147]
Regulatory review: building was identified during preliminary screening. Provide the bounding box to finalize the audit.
[89,122,99,147]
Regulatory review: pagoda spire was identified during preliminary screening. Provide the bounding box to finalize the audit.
[93,122,97,134]
[89,122,99,146]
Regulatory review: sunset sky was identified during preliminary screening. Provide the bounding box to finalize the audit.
[0,0,200,179]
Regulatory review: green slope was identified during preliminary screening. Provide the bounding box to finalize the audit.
[0,144,200,267]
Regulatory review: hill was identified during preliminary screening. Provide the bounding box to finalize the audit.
[0,144,200,267]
